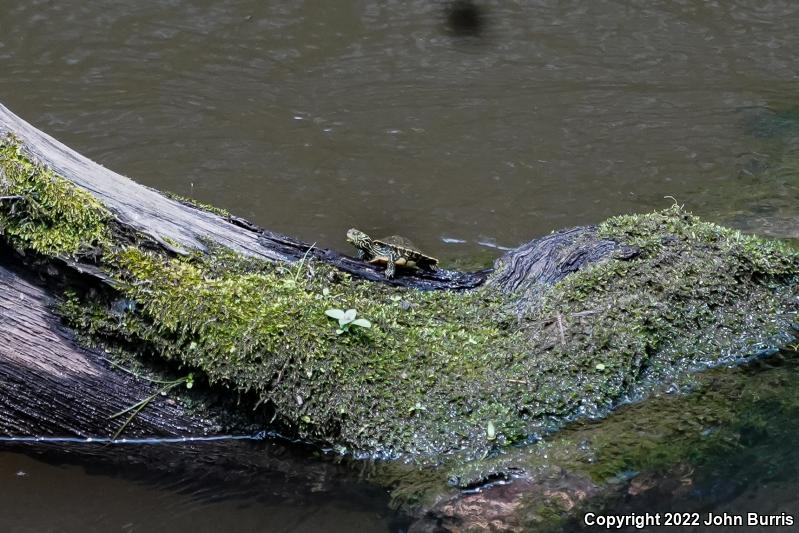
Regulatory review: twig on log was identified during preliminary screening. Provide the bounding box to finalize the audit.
[556,313,567,346]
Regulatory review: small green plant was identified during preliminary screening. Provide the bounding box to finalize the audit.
[486,420,497,441]
[325,308,372,335]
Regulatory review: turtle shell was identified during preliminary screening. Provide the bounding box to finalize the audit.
[375,235,438,264]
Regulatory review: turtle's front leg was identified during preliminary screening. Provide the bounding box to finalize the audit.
[384,260,396,279]
[355,249,367,260]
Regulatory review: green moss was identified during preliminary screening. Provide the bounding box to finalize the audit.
[527,204,798,416]
[5,130,792,462]
[598,204,798,276]
[422,206,798,481]
[163,190,231,218]
[58,205,798,462]
[62,244,519,458]
[0,135,111,256]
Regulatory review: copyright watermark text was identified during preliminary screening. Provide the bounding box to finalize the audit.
[583,512,794,529]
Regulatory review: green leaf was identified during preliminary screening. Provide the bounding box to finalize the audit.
[351,318,371,328]
[325,308,345,320]
[342,309,357,323]
[487,421,496,441]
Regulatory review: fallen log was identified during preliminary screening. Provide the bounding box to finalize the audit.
[0,102,641,454]
[0,101,637,525]
[0,246,416,516]
[1,102,797,529]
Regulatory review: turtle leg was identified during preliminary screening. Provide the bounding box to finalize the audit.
[384,260,396,279]
[420,261,437,273]
[355,249,367,260]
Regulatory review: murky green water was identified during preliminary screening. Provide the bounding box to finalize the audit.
[1,0,797,263]
[594,351,799,533]
[1,1,798,531]
[0,446,403,533]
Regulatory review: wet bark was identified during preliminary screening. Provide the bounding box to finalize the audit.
[0,256,212,439]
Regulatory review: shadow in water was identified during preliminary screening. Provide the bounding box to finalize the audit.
[444,0,487,37]
[0,439,410,533]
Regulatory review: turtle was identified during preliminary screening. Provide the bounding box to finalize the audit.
[346,228,439,279]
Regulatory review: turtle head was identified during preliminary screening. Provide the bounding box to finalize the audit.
[346,228,372,248]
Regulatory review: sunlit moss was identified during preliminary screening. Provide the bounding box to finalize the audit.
[163,190,231,218]
[0,135,111,256]
[59,205,798,460]
[62,244,517,458]
[598,204,798,275]
[2,133,795,462]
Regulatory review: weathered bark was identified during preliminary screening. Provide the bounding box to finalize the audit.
[0,257,206,439]
[488,226,638,295]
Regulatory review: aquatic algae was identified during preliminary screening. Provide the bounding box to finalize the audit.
[419,347,799,532]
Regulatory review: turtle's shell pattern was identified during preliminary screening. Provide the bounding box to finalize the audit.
[374,235,438,266]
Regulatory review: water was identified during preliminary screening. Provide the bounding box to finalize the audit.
[1,1,798,531]
[597,352,799,533]
[0,448,400,533]
[1,1,797,264]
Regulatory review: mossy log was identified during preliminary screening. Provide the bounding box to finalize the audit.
[0,102,637,445]
[0,102,640,524]
[1,102,798,530]
[0,249,412,511]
